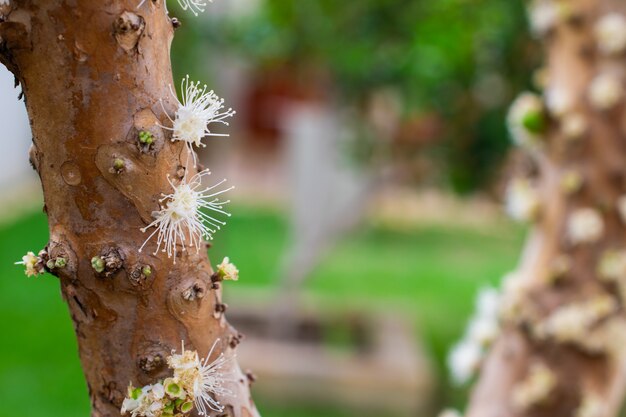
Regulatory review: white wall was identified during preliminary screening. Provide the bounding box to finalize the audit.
[0,67,35,190]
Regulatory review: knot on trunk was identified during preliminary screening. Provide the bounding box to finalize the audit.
[138,353,164,373]
[129,264,154,288]
[182,282,206,301]
[45,240,77,279]
[92,247,124,278]
[136,342,170,378]
[113,12,144,53]
[229,332,244,349]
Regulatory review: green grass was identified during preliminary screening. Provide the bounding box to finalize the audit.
[0,205,525,417]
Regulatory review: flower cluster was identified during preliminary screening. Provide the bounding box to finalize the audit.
[589,73,623,110]
[561,112,587,140]
[512,362,556,411]
[527,0,573,38]
[505,177,540,222]
[544,87,573,118]
[448,287,501,385]
[594,13,626,55]
[566,208,604,245]
[141,72,236,261]
[507,92,546,148]
[15,251,45,277]
[534,295,617,344]
[215,257,239,281]
[499,270,533,320]
[598,250,626,282]
[122,382,192,417]
[122,340,233,417]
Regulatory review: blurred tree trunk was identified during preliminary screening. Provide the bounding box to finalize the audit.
[0,2,259,416]
[466,1,626,417]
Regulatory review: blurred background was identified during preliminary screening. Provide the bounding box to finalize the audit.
[0,1,538,416]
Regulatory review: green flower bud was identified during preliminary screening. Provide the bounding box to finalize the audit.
[55,257,67,268]
[46,259,56,270]
[180,401,194,413]
[521,111,545,134]
[142,265,152,277]
[163,402,175,413]
[113,158,125,171]
[131,387,142,400]
[164,378,184,398]
[139,131,154,145]
[91,256,105,273]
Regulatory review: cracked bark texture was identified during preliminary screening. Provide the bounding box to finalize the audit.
[466,1,626,416]
[0,1,260,416]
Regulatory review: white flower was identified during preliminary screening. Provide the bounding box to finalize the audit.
[168,340,234,415]
[139,169,232,263]
[567,208,604,244]
[15,251,43,277]
[138,0,212,16]
[500,270,531,319]
[216,257,239,281]
[121,384,166,417]
[502,270,527,296]
[467,316,499,346]
[589,73,622,110]
[177,0,210,16]
[528,0,559,37]
[448,340,482,385]
[595,13,626,55]
[505,177,540,222]
[161,75,235,164]
[476,287,501,319]
[561,112,587,139]
[448,287,501,384]
[507,92,546,148]
[545,87,573,118]
[151,383,165,399]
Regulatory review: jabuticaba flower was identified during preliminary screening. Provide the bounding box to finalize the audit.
[215,257,239,281]
[122,340,234,416]
[15,251,45,277]
[139,170,232,263]
[160,75,235,165]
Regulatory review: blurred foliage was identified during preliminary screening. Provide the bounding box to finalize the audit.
[173,0,540,193]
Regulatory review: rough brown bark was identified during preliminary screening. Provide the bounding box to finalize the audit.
[0,1,260,416]
[466,1,626,416]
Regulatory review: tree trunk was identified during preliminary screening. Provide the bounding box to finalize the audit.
[466,1,626,416]
[0,1,260,416]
